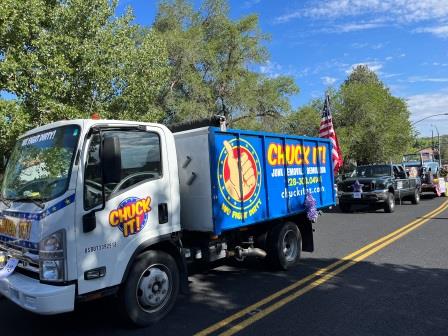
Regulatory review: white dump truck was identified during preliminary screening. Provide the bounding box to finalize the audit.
[0,118,335,325]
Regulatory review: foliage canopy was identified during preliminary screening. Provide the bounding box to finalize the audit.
[153,0,298,126]
[286,66,414,166]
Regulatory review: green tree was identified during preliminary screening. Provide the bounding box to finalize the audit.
[154,0,298,127]
[336,65,413,164]
[283,102,321,137]
[0,100,30,161]
[0,0,170,125]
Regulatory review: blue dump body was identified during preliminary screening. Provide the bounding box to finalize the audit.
[209,127,336,234]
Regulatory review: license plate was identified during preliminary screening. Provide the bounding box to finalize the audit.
[0,258,19,280]
[353,192,362,199]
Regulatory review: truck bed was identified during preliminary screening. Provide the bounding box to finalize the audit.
[174,127,336,234]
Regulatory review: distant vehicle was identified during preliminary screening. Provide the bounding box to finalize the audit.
[337,163,421,213]
[402,153,446,196]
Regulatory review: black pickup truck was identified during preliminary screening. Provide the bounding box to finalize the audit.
[337,164,421,213]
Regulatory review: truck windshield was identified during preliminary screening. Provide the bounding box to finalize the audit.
[355,165,391,177]
[403,154,421,163]
[2,125,80,201]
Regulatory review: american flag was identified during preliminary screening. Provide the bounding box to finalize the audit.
[319,94,343,173]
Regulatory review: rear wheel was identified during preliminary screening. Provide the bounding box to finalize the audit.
[119,250,179,327]
[411,188,420,204]
[267,222,301,270]
[384,192,395,213]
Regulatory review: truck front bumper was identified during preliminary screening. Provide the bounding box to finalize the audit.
[0,273,75,315]
[339,190,389,204]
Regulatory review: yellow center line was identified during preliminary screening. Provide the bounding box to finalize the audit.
[219,201,448,335]
[195,200,448,336]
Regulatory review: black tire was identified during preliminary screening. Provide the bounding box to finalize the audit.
[267,222,301,270]
[411,188,420,204]
[119,250,179,327]
[384,192,395,213]
[339,202,351,213]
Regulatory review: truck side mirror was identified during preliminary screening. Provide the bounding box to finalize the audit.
[102,135,122,184]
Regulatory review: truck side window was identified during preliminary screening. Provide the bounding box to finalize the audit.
[104,130,162,195]
[84,133,103,210]
[393,166,399,179]
[398,166,406,179]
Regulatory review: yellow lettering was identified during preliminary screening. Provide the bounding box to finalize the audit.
[142,197,151,213]
[124,204,135,219]
[294,146,302,165]
[232,211,242,220]
[136,202,143,215]
[118,208,127,222]
[277,144,285,165]
[109,211,119,226]
[286,145,295,165]
[221,203,231,216]
[303,146,310,165]
[320,146,326,164]
[18,221,31,240]
[123,219,135,237]
[267,144,277,166]
[135,216,141,232]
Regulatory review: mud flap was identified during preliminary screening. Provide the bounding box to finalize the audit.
[298,219,314,252]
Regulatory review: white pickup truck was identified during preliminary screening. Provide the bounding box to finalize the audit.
[0,118,335,325]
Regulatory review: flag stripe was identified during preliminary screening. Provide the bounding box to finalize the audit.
[319,95,343,174]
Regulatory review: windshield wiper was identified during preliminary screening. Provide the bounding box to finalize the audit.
[12,197,46,209]
[0,195,11,207]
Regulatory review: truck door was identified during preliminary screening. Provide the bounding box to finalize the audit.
[75,126,173,295]
[394,165,410,198]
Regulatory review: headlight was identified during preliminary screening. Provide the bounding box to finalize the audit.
[39,230,66,282]
[41,260,65,281]
[0,251,6,269]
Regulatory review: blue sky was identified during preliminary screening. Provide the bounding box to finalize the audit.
[116,0,448,137]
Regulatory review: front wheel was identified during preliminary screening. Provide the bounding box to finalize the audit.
[411,189,420,204]
[119,250,180,327]
[267,222,301,270]
[384,192,395,213]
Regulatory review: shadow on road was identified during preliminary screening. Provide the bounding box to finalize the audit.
[1,256,447,336]
[326,194,440,214]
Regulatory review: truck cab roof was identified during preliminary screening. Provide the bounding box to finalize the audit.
[21,119,171,139]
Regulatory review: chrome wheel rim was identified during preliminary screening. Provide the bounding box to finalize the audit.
[389,194,395,209]
[282,229,298,262]
[136,264,171,313]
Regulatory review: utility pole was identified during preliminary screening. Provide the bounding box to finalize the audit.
[432,125,442,168]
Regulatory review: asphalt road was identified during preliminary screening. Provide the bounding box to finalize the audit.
[1,195,447,336]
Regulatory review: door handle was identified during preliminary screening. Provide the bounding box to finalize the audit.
[158,203,168,224]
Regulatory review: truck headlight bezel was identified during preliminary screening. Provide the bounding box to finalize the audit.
[39,229,66,282]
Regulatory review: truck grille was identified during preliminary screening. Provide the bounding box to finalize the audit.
[0,242,39,275]
[342,182,374,192]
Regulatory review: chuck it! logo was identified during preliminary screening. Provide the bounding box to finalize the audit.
[218,139,263,220]
[109,197,152,237]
